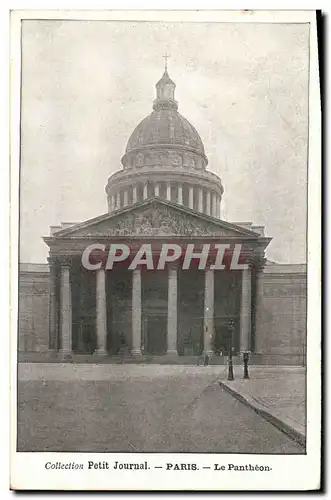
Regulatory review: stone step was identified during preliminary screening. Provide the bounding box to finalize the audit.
[18,352,243,365]
[18,351,305,366]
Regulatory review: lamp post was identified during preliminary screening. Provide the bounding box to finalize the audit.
[204,326,209,366]
[227,320,235,381]
[242,351,250,379]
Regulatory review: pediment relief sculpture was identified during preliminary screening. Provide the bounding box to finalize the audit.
[79,206,234,237]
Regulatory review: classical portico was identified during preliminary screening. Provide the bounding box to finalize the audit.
[45,198,270,358]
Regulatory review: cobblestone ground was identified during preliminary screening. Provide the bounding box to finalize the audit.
[17,364,305,454]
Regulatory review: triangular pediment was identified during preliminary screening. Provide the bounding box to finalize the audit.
[51,198,261,239]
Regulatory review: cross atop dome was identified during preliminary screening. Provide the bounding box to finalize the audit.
[162,52,170,70]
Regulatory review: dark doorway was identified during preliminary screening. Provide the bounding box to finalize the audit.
[179,319,203,355]
[141,269,168,355]
[106,269,132,354]
[177,268,204,355]
[143,315,167,355]
[214,318,239,355]
[71,264,97,354]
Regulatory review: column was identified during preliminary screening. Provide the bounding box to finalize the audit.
[198,188,203,212]
[77,270,85,353]
[203,267,214,355]
[177,184,183,205]
[212,193,217,217]
[110,195,115,212]
[123,190,128,207]
[167,265,178,355]
[132,186,137,204]
[240,267,252,352]
[189,186,194,209]
[254,269,265,353]
[166,182,171,201]
[116,192,120,209]
[206,191,211,216]
[143,183,148,200]
[216,196,221,218]
[95,268,107,355]
[131,268,142,355]
[48,259,58,350]
[154,183,160,197]
[59,263,72,355]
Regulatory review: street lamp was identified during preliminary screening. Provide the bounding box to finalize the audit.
[242,351,251,379]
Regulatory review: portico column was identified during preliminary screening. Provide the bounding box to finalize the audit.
[132,186,137,203]
[154,183,160,197]
[95,268,107,355]
[206,191,211,216]
[59,263,72,355]
[131,268,142,355]
[203,267,214,355]
[198,188,203,212]
[123,190,128,207]
[77,270,85,353]
[166,182,171,201]
[143,183,148,200]
[48,258,58,350]
[254,268,265,353]
[212,193,217,217]
[167,265,178,355]
[240,267,252,352]
[177,183,183,205]
[116,192,120,209]
[189,186,194,209]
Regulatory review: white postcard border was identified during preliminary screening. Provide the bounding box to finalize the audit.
[10,8,321,491]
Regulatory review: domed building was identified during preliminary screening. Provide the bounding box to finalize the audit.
[18,64,307,366]
[105,67,224,217]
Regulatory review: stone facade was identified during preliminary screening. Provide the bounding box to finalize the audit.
[254,263,307,364]
[19,264,49,353]
[40,197,269,358]
[18,260,307,364]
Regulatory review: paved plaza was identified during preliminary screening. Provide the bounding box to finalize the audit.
[17,364,305,454]
[219,366,305,445]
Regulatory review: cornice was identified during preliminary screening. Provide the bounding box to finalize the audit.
[106,167,224,196]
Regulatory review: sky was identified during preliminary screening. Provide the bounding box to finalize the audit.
[19,20,309,264]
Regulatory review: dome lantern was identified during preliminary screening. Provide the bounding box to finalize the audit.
[153,55,178,111]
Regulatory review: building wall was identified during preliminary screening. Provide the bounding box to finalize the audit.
[18,264,49,352]
[255,263,307,364]
[18,262,307,363]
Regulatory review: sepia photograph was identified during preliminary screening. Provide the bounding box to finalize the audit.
[11,9,321,491]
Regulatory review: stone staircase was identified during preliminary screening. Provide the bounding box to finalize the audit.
[18,351,243,365]
[18,351,304,366]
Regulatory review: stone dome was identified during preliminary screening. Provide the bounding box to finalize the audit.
[125,109,205,156]
[121,68,208,170]
[106,64,223,219]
